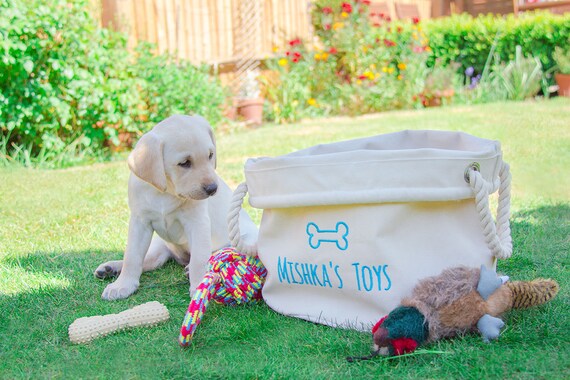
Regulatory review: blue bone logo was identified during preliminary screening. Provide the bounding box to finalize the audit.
[306,222,349,251]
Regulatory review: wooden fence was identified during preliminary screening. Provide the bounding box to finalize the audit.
[100,0,432,68]
[101,0,313,66]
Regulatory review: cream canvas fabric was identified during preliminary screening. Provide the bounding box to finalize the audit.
[229,130,512,331]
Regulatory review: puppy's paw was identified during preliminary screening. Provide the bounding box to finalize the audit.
[94,260,122,279]
[101,279,139,300]
[241,242,258,257]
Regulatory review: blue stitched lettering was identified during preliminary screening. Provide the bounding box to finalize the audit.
[383,265,392,291]
[277,256,289,283]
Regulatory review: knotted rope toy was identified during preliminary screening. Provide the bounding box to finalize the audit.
[179,247,267,346]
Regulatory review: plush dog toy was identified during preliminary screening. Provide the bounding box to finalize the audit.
[349,266,559,360]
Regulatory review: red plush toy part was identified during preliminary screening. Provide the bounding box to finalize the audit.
[372,315,419,356]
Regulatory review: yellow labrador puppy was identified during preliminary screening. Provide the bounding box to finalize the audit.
[94,115,258,300]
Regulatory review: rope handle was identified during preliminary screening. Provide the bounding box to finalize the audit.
[467,161,512,259]
[228,182,250,253]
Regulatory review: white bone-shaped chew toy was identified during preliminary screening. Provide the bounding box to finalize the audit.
[68,301,170,344]
[306,222,349,250]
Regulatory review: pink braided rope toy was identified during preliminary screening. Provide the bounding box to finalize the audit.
[179,247,267,346]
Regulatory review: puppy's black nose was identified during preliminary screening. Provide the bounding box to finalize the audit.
[203,183,218,196]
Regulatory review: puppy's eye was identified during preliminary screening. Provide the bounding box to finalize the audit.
[209,151,214,160]
[178,159,192,168]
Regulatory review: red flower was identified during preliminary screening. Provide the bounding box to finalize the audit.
[292,57,300,63]
[286,51,291,56]
[397,26,403,33]
[289,38,302,47]
[412,17,420,24]
[341,2,352,13]
[361,0,371,5]
[322,6,333,14]
[293,51,301,58]
[358,74,367,80]
[383,39,396,47]
[324,24,331,30]
[329,47,338,54]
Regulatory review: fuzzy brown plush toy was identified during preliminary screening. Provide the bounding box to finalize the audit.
[349,266,559,360]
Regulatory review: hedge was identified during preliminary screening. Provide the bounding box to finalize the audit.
[425,12,570,77]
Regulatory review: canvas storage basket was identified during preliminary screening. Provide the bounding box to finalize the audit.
[228,130,512,331]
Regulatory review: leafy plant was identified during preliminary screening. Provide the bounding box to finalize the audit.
[134,43,227,128]
[238,69,262,100]
[552,45,570,74]
[495,46,543,101]
[419,59,459,106]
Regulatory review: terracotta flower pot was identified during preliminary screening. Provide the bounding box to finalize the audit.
[555,73,570,97]
[237,98,264,126]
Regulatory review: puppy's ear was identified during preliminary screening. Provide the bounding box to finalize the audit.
[127,133,167,192]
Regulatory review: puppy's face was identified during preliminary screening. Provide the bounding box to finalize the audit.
[128,115,218,200]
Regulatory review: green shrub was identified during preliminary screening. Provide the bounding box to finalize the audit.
[0,0,227,167]
[134,43,227,128]
[424,12,570,79]
[553,44,570,74]
[0,0,147,165]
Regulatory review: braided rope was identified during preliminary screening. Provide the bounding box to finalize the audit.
[468,162,512,259]
[227,182,249,252]
[179,247,267,346]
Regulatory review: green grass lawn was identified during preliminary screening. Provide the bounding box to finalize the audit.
[1,99,569,379]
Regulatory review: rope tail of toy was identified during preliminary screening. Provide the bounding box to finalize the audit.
[179,247,267,346]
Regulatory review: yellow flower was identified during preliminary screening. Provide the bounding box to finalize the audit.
[397,75,403,80]
[382,66,388,73]
[356,79,362,85]
[332,22,344,30]
[272,46,279,53]
[341,11,349,18]
[321,52,329,61]
[370,64,376,70]
[307,98,317,106]
[278,58,288,66]
[362,46,369,53]
[364,71,374,80]
[397,63,407,70]
[387,67,395,74]
[375,73,381,79]
[314,53,322,60]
